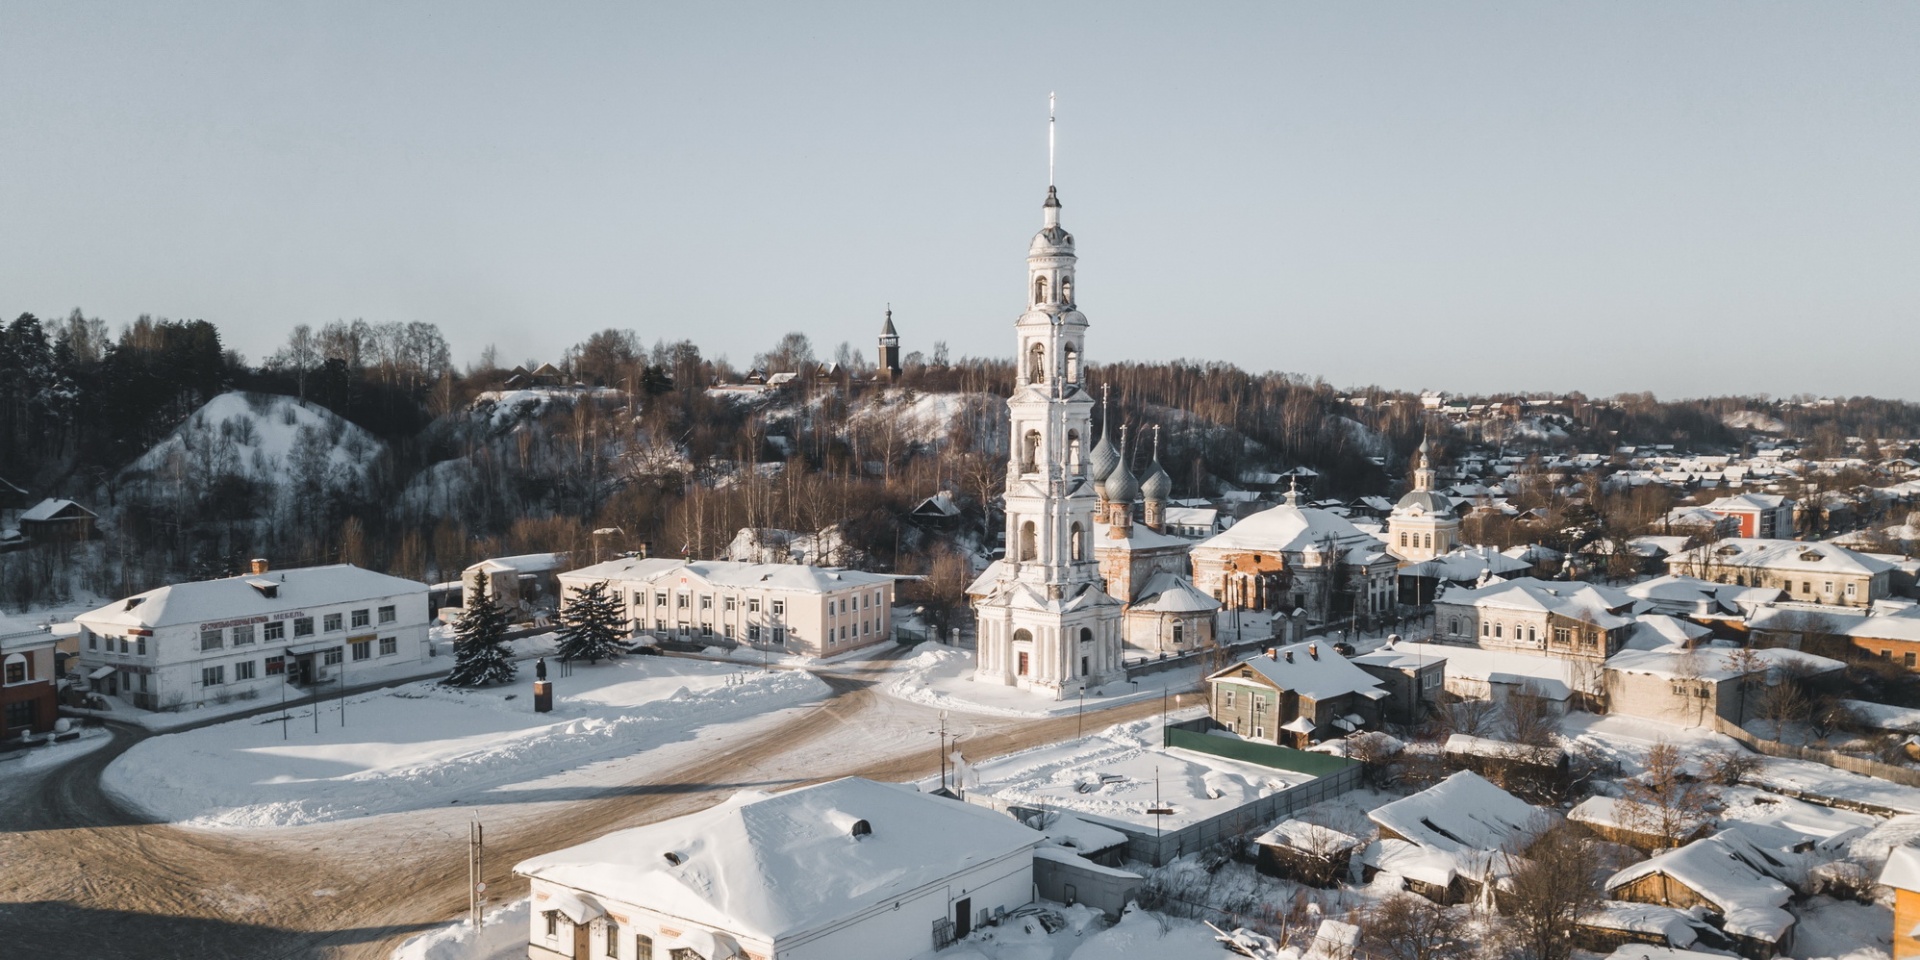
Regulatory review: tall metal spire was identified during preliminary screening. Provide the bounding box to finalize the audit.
[1048,92,1056,188]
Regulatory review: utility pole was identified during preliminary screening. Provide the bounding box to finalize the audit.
[469,819,485,929]
[937,710,949,793]
[339,665,346,727]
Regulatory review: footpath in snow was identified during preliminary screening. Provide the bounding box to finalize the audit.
[103,656,830,829]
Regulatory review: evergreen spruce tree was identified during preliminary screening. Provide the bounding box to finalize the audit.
[447,571,516,686]
[556,580,626,664]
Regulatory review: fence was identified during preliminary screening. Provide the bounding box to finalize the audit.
[1163,717,1360,778]
[1712,715,1920,789]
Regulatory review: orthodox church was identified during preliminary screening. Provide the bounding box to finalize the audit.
[1385,437,1460,563]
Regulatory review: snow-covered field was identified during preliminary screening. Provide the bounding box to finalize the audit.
[103,657,830,828]
[963,713,1317,831]
[390,898,529,960]
[886,645,1200,719]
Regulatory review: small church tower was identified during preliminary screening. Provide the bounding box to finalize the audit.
[1387,436,1460,563]
[877,307,902,379]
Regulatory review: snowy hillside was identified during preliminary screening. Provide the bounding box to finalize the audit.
[119,392,384,508]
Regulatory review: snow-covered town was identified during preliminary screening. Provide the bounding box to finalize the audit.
[5,7,1920,960]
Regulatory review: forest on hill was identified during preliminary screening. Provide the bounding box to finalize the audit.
[6,308,1920,612]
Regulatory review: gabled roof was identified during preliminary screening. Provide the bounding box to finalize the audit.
[20,498,96,523]
[1363,771,1553,887]
[1668,538,1894,577]
[515,778,1041,942]
[1605,825,1800,942]
[1208,642,1388,702]
[1435,577,1636,631]
[76,564,425,630]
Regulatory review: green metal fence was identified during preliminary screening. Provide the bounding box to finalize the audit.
[1162,718,1358,778]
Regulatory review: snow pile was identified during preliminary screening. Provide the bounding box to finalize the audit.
[389,899,529,960]
[103,658,830,828]
[883,645,1183,719]
[1070,905,1238,960]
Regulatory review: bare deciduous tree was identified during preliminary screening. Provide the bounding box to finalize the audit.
[1360,892,1468,960]
[1498,824,1603,960]
[1618,740,1719,849]
[1504,684,1559,748]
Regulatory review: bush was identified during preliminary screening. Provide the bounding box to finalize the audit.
[1701,750,1763,786]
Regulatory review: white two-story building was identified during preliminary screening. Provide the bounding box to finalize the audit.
[557,557,896,658]
[73,561,430,712]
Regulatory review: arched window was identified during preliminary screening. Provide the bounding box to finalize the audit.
[1423,533,1432,549]
[1064,344,1080,383]
[1027,342,1046,383]
[1022,429,1041,473]
[1399,531,1407,547]
[2,653,25,685]
[1061,276,1073,304]
[1080,627,1093,644]
[1034,275,1048,305]
[1070,522,1085,562]
[1172,623,1185,645]
[1019,521,1037,562]
[1067,430,1082,471]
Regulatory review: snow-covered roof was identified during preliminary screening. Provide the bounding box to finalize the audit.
[471,553,566,575]
[1626,575,1782,619]
[1879,844,1920,891]
[516,778,1041,943]
[1435,577,1636,631]
[1442,734,1565,768]
[1092,520,1190,551]
[1364,771,1554,887]
[1583,903,1704,949]
[19,498,94,522]
[1194,502,1384,556]
[1669,538,1895,577]
[75,564,426,630]
[1569,795,1711,839]
[1605,825,1800,942]
[1391,641,1583,698]
[1037,812,1129,855]
[1255,819,1361,853]
[1622,614,1712,651]
[1130,572,1221,614]
[1209,642,1389,702]
[561,556,893,594]
[1602,945,1726,960]
[1399,546,1533,582]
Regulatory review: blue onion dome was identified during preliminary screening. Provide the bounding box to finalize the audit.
[1089,428,1119,482]
[1142,459,1173,501]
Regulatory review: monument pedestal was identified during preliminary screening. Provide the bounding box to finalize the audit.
[533,680,553,713]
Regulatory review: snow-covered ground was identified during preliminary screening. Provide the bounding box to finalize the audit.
[390,898,529,960]
[103,656,830,828]
[886,645,1202,719]
[961,712,1317,831]
[0,725,112,778]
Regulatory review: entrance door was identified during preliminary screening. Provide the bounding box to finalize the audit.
[954,897,972,939]
[571,922,589,960]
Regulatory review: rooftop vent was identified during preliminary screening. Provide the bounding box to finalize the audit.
[1308,644,1319,660]
[246,578,279,599]
[1284,651,1294,663]
[663,851,682,866]
[850,818,871,839]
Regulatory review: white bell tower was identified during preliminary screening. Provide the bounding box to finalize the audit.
[973,99,1125,697]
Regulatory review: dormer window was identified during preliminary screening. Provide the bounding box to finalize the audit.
[247,578,279,599]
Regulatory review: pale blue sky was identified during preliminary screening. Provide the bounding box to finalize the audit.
[3,3,1916,398]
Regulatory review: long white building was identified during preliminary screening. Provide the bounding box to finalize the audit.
[557,557,896,658]
[74,561,430,712]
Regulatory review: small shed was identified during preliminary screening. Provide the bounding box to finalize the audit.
[1254,819,1361,887]
[18,498,99,542]
[1443,734,1571,801]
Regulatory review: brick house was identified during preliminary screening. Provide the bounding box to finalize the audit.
[1,613,59,739]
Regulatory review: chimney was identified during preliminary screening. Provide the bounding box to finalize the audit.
[1266,647,1278,660]
[250,558,270,575]
[1308,644,1319,660]
[1284,651,1293,663]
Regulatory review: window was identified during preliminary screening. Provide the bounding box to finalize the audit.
[1907,652,1916,669]
[352,609,370,629]
[322,648,343,666]
[1173,624,1185,645]
[293,617,315,638]
[1481,621,1490,637]
[545,912,559,937]
[1254,727,1265,740]
[351,640,371,661]
[655,592,667,607]
[89,632,98,650]
[1224,690,1234,707]
[235,660,257,681]
[137,636,148,656]
[1494,623,1503,638]
[202,665,226,686]
[749,598,761,613]
[700,595,712,610]
[771,600,785,616]
[654,619,665,631]
[723,623,735,639]
[1847,583,1858,598]
[772,627,785,643]
[378,605,396,624]
[119,636,129,653]
[724,596,737,611]
[266,656,286,675]
[231,625,253,646]
[1553,627,1571,646]
[1017,651,1030,676]
[1802,581,1812,594]
[3,655,25,685]
[1583,631,1598,648]
[677,594,690,609]
[1399,532,1407,547]
[605,920,619,957]
[200,628,224,651]
[379,637,397,656]
[1526,626,1536,643]
[700,625,712,638]
[324,613,343,632]
[1448,618,1460,636]
[264,621,285,641]
[1823,581,1834,595]
[749,624,761,641]
[635,934,653,960]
